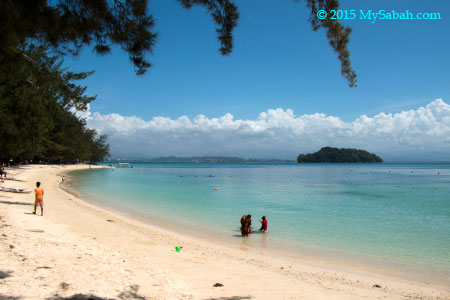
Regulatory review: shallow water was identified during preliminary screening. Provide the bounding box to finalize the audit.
[67,162,450,285]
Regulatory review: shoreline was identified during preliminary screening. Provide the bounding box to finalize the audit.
[64,166,450,288]
[0,164,448,299]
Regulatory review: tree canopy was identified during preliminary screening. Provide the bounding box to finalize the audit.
[297,147,383,163]
[0,0,356,86]
[0,45,109,163]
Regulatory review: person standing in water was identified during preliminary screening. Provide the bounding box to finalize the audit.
[240,214,252,236]
[33,182,44,216]
[259,216,268,231]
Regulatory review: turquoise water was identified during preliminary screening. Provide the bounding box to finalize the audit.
[67,163,450,284]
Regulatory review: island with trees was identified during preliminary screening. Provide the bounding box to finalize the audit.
[297,147,383,163]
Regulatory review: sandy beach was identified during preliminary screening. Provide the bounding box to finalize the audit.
[0,164,448,300]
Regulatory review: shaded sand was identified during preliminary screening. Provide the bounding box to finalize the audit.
[0,165,448,300]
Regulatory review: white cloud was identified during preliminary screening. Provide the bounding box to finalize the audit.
[76,99,450,161]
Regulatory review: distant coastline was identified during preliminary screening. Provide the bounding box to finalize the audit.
[106,156,295,163]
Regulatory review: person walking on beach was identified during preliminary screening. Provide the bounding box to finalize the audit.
[33,182,44,216]
[240,214,252,237]
[259,216,268,231]
[61,175,65,183]
[0,166,6,179]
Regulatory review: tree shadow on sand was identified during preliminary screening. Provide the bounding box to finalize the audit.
[204,297,253,300]
[0,201,32,206]
[0,270,13,280]
[46,295,114,300]
[0,294,22,300]
[117,285,147,300]
[3,178,25,182]
[46,284,148,300]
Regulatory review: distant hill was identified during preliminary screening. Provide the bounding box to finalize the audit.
[109,156,295,163]
[297,147,383,163]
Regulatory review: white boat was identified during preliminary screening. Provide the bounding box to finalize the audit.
[0,187,32,194]
[114,163,133,168]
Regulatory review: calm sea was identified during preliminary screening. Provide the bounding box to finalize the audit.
[66,162,450,285]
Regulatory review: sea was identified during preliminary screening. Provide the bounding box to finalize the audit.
[66,162,450,286]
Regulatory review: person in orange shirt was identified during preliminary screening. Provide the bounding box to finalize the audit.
[34,181,44,216]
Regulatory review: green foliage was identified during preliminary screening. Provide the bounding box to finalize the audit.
[0,45,109,163]
[177,0,239,55]
[303,0,357,87]
[0,0,356,86]
[0,0,157,75]
[297,147,383,163]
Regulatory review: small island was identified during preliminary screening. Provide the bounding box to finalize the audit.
[297,147,383,163]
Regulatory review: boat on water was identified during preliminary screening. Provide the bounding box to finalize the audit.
[0,187,32,193]
[114,163,133,168]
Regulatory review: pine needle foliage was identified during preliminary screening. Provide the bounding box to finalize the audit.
[1,0,356,85]
[0,45,109,163]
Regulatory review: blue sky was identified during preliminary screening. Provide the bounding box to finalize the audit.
[66,0,450,160]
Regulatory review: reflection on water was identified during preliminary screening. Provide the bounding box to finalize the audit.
[259,231,267,249]
[240,235,249,251]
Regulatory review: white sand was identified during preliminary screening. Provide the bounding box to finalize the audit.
[0,164,448,299]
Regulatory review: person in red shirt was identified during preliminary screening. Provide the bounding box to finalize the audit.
[34,181,44,216]
[259,216,267,231]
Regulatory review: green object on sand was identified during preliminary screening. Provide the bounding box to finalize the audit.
[175,246,181,252]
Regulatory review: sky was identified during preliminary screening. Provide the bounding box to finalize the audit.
[65,0,450,161]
